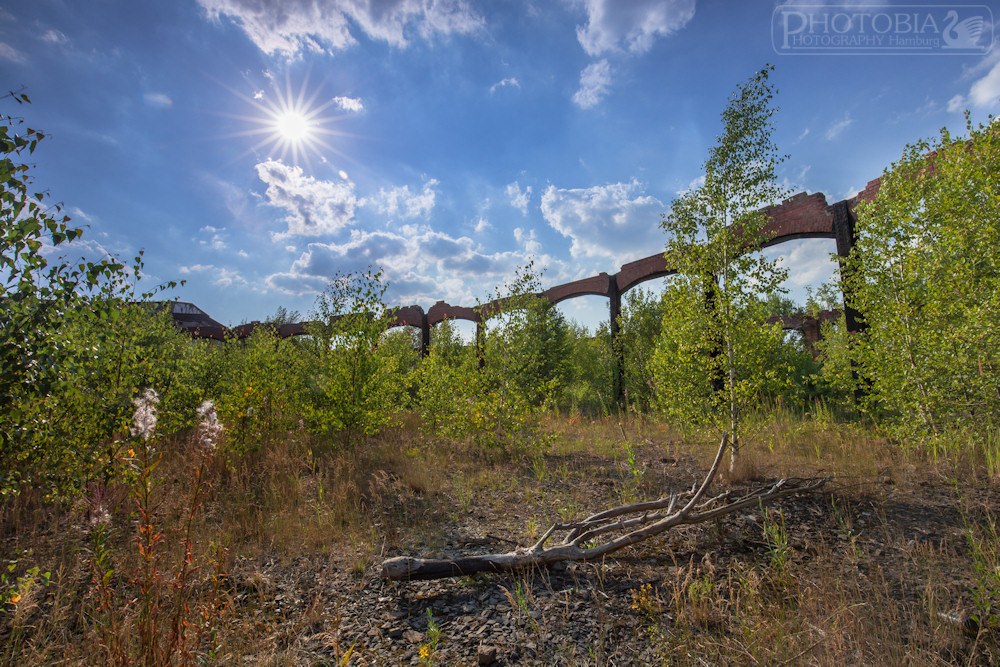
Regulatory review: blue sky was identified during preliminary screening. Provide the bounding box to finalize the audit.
[3,0,998,330]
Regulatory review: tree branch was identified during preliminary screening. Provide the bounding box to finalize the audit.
[381,435,829,581]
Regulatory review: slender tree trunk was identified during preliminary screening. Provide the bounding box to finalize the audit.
[722,209,739,475]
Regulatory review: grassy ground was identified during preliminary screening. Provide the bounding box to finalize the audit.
[1,411,998,665]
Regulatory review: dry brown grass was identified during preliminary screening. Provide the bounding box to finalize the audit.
[1,410,997,665]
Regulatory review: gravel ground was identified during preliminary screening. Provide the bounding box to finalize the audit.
[219,442,999,666]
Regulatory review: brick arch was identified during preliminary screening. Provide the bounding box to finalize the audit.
[542,273,614,305]
[191,179,882,387]
[427,301,481,326]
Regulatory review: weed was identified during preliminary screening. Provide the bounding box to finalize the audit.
[670,560,720,631]
[514,580,529,611]
[524,517,539,542]
[82,392,229,666]
[830,495,864,561]
[558,500,578,523]
[630,582,662,619]
[2,560,52,659]
[761,502,790,574]
[507,579,541,634]
[3,406,1000,664]
[531,452,548,481]
[965,513,1000,634]
[621,435,642,479]
[615,433,646,504]
[451,472,472,513]
[418,609,442,666]
[0,558,50,608]
[984,428,1000,480]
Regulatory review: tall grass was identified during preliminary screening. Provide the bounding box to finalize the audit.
[1,408,998,664]
[984,427,1000,480]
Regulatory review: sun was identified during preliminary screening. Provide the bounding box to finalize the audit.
[222,72,351,170]
[275,110,312,143]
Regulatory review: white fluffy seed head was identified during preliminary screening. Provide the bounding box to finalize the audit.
[130,388,159,442]
[197,400,224,450]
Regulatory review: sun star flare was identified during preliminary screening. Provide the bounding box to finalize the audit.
[223,73,354,170]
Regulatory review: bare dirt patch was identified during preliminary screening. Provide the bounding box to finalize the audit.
[220,434,999,665]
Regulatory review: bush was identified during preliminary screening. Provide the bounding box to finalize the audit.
[0,99,181,496]
[847,114,1000,447]
[303,269,406,449]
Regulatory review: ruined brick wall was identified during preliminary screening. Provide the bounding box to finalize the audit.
[759,191,833,245]
[188,187,870,347]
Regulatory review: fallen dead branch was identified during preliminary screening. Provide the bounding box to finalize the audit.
[381,435,830,581]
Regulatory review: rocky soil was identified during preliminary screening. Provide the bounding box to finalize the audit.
[221,442,999,666]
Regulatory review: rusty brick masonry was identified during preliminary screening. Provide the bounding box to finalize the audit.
[186,181,881,357]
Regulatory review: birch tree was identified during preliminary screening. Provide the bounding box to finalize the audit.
[653,65,790,473]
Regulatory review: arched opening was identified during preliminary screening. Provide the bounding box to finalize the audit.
[381,324,423,351]
[430,318,478,346]
[555,294,612,336]
[760,238,841,308]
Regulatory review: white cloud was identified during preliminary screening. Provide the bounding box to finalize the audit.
[473,217,492,233]
[505,181,532,215]
[212,267,250,288]
[968,59,1000,108]
[265,227,529,304]
[572,59,612,109]
[948,50,1000,112]
[197,0,483,57]
[762,239,838,289]
[143,92,173,108]
[202,173,253,221]
[178,263,249,288]
[793,164,811,187]
[576,0,695,56]
[198,225,228,250]
[255,159,358,238]
[676,174,705,195]
[540,180,664,263]
[265,271,329,296]
[0,42,25,63]
[346,0,483,46]
[199,0,352,56]
[41,30,68,45]
[69,206,95,223]
[514,227,541,254]
[490,77,520,94]
[825,114,853,140]
[256,161,441,240]
[40,237,114,263]
[333,95,364,112]
[364,179,438,219]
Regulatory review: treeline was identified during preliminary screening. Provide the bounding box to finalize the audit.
[4,73,1000,500]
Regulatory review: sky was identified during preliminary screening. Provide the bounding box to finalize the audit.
[2,0,998,331]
